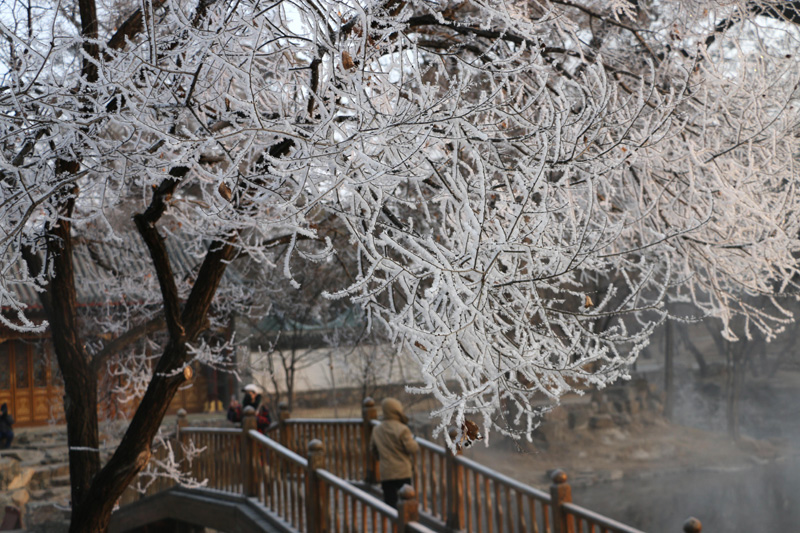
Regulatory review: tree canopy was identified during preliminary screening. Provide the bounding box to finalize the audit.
[2,0,800,530]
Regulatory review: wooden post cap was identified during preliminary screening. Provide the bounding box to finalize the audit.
[398,484,416,500]
[308,439,324,453]
[176,408,187,418]
[363,397,375,408]
[683,517,702,533]
[243,405,256,416]
[279,402,289,411]
[551,469,568,484]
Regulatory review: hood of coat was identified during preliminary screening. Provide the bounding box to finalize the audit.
[381,398,408,424]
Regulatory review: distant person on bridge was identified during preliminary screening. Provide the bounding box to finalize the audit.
[0,403,13,448]
[227,384,262,423]
[242,384,262,411]
[256,401,273,433]
[370,398,419,508]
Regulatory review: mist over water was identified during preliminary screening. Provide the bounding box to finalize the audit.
[570,326,800,532]
[573,458,800,532]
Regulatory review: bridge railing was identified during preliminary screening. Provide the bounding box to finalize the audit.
[180,427,242,493]
[250,429,308,531]
[452,444,552,533]
[265,398,703,533]
[170,406,439,533]
[130,398,703,533]
[283,418,366,480]
[267,401,556,533]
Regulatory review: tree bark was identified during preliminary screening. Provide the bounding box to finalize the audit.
[22,184,102,512]
[45,237,100,505]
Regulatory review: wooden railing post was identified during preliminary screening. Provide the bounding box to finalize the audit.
[683,517,702,533]
[397,484,419,533]
[279,401,292,450]
[362,397,378,483]
[306,439,329,533]
[445,428,464,532]
[241,406,257,497]
[550,469,574,533]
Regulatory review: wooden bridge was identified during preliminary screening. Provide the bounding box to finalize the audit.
[110,399,703,533]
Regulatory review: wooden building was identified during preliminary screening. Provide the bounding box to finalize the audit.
[0,336,63,426]
[0,329,235,427]
[0,241,238,427]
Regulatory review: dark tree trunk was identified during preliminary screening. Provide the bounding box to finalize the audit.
[47,244,101,511]
[23,184,102,512]
[68,238,236,533]
[69,339,189,532]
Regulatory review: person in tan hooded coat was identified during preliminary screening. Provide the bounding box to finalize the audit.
[370,398,420,508]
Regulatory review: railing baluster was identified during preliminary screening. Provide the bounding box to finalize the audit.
[428,455,439,516]
[475,471,482,533]
[498,485,514,533]
[361,499,367,532]
[485,476,493,533]
[465,464,473,533]
[496,481,504,533]
[446,428,464,531]
[291,461,297,528]
[440,452,446,518]
[543,501,551,533]
[350,488,358,526]
[418,448,425,513]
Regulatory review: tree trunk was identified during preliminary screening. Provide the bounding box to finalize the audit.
[59,344,100,512]
[68,340,189,533]
[67,235,236,533]
[24,187,103,512]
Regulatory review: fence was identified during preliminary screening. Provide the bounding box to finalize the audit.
[126,398,703,533]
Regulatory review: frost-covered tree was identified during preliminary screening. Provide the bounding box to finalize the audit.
[3,0,800,531]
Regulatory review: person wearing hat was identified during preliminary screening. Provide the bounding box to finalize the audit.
[242,384,262,411]
[0,403,14,449]
[227,384,262,423]
[370,398,419,508]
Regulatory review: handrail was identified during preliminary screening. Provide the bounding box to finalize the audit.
[317,469,399,518]
[249,429,308,467]
[182,427,241,434]
[286,417,362,424]
[562,502,647,533]
[407,523,439,533]
[417,438,446,455]
[454,453,552,501]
